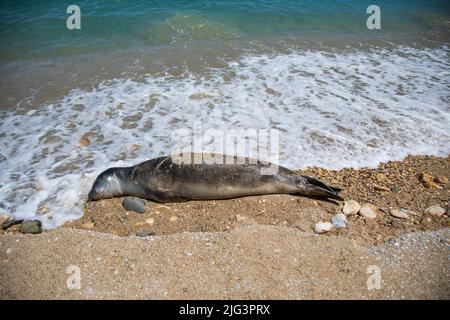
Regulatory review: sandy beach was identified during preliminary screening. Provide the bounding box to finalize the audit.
[1,155,448,299]
[1,0,449,302]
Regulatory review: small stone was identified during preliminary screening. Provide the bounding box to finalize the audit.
[342,200,360,216]
[374,184,390,192]
[122,197,146,214]
[358,204,378,219]
[0,214,12,226]
[169,216,178,222]
[134,221,146,227]
[331,214,346,228]
[434,176,448,184]
[314,221,334,234]
[419,172,439,189]
[376,173,388,182]
[390,209,408,219]
[77,135,90,147]
[19,220,42,234]
[6,248,12,254]
[145,218,155,225]
[136,230,155,237]
[424,205,445,217]
[82,222,95,229]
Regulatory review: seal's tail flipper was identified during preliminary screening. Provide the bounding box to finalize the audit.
[296,175,344,201]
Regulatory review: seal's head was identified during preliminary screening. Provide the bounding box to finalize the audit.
[88,167,128,201]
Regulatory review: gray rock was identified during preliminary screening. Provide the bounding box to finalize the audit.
[314,221,334,234]
[331,214,346,228]
[0,214,12,226]
[122,197,146,214]
[19,220,42,234]
[390,209,408,219]
[342,200,360,216]
[359,204,378,219]
[136,230,155,237]
[424,206,445,217]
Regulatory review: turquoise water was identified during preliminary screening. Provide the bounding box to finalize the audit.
[1,0,449,60]
[0,1,449,228]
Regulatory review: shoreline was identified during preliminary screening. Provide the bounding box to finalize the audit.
[0,154,449,299]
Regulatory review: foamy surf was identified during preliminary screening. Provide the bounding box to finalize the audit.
[0,46,449,228]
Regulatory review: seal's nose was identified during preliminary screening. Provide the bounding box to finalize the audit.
[87,189,94,202]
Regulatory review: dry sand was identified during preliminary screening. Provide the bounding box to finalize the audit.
[1,226,448,299]
[0,155,449,299]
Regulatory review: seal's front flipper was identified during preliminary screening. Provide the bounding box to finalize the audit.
[296,175,344,201]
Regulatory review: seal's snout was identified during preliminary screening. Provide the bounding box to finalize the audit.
[87,172,108,202]
[87,167,126,201]
[87,188,95,202]
[87,183,101,201]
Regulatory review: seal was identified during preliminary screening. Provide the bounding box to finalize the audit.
[88,153,343,202]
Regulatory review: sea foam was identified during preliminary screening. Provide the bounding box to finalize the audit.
[0,46,449,228]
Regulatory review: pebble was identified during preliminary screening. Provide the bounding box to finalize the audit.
[136,230,155,237]
[342,200,360,216]
[434,176,448,184]
[19,220,42,234]
[390,209,408,220]
[331,214,346,228]
[0,214,11,227]
[78,136,90,147]
[314,221,334,234]
[82,222,95,229]
[145,218,155,225]
[122,197,146,214]
[169,216,178,222]
[419,172,439,189]
[424,206,445,217]
[358,204,378,219]
[374,184,390,192]
[376,173,388,182]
